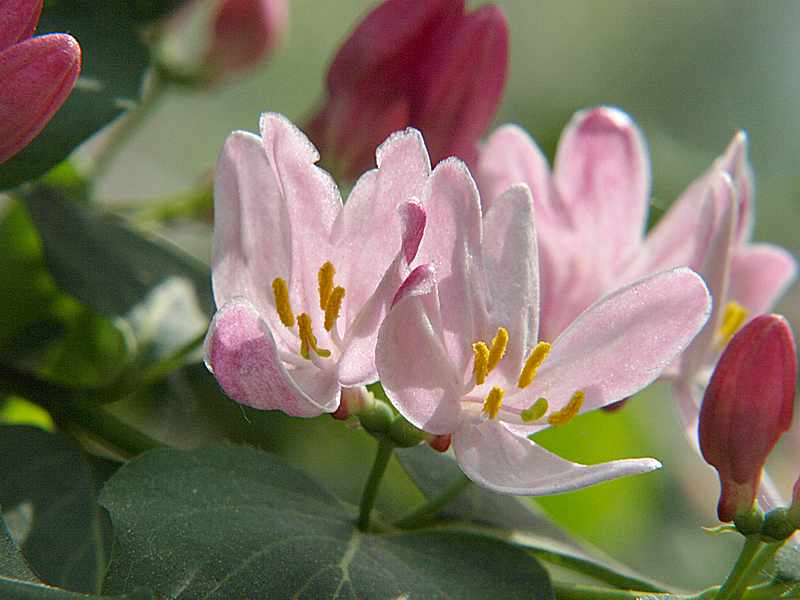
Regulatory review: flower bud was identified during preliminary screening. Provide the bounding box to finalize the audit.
[331,386,375,421]
[0,0,81,164]
[156,0,287,87]
[306,0,508,179]
[699,314,797,522]
[424,433,452,453]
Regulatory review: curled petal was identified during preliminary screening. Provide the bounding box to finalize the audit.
[0,0,42,50]
[524,268,711,415]
[728,243,798,316]
[454,419,661,496]
[204,299,340,417]
[0,34,81,164]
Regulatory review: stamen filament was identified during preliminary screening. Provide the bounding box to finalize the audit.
[318,262,336,310]
[518,342,552,388]
[521,397,549,422]
[324,286,345,331]
[716,300,748,348]
[297,313,331,359]
[472,342,490,385]
[272,278,295,327]
[487,327,509,372]
[547,390,585,426]
[482,386,505,420]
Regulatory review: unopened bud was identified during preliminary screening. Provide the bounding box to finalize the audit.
[761,508,798,542]
[332,386,375,421]
[389,415,425,448]
[424,433,452,453]
[357,399,394,437]
[699,314,797,522]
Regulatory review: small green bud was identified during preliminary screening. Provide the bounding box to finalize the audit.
[761,508,798,542]
[734,506,764,536]
[358,400,394,436]
[389,415,425,448]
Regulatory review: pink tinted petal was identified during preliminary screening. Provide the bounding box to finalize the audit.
[454,419,662,496]
[717,132,753,243]
[553,107,650,268]
[729,243,798,315]
[417,159,488,376]
[0,0,41,49]
[526,268,711,414]
[481,184,539,382]
[671,380,701,451]
[212,131,294,350]
[679,175,736,380]
[0,34,80,164]
[259,113,341,314]
[477,125,553,216]
[204,299,339,417]
[376,273,463,435]
[415,3,508,167]
[332,128,430,321]
[337,203,427,386]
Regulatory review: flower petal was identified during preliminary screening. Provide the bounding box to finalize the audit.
[0,0,41,50]
[717,131,753,243]
[729,243,798,315]
[525,267,711,414]
[454,418,661,495]
[375,267,463,435]
[332,127,431,323]
[481,184,539,383]
[416,158,488,376]
[553,107,650,268]
[0,33,81,164]
[204,299,339,417]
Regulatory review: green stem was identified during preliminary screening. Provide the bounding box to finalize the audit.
[715,536,765,600]
[358,437,395,532]
[721,541,784,600]
[552,581,688,600]
[394,474,471,529]
[742,580,799,600]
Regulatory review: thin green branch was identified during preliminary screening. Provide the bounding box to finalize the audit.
[394,473,471,529]
[358,438,395,532]
[715,536,766,600]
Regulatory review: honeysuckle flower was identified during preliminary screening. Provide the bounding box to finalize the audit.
[157,0,288,87]
[0,0,81,164]
[699,314,796,522]
[306,0,508,180]
[204,113,431,417]
[376,158,713,495]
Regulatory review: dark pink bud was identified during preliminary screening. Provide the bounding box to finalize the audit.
[206,0,287,81]
[0,0,42,50]
[699,314,797,522]
[307,0,508,179]
[0,33,81,164]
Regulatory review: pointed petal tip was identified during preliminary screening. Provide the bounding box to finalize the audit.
[375,126,429,169]
[259,111,320,164]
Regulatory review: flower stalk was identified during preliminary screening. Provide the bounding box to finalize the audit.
[357,437,395,532]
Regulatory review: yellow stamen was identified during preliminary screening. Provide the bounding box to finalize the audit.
[487,327,509,372]
[716,300,748,348]
[272,278,295,327]
[297,313,331,359]
[324,286,345,331]
[521,397,549,422]
[482,386,505,420]
[518,342,552,388]
[547,390,585,426]
[472,342,490,385]
[318,261,336,310]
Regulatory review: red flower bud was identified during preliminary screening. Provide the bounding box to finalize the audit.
[0,0,81,164]
[307,0,508,179]
[699,314,797,522]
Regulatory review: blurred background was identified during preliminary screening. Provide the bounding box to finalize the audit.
[90,0,799,590]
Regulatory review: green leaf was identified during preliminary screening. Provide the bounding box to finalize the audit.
[21,186,210,367]
[775,542,800,582]
[0,1,187,189]
[100,444,554,599]
[0,578,154,600]
[0,515,37,583]
[0,426,112,593]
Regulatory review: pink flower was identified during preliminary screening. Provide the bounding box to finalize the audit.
[306,0,508,180]
[376,157,713,495]
[204,113,431,417]
[0,0,81,164]
[699,314,796,522]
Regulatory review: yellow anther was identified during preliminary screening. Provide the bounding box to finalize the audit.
[324,286,345,331]
[716,300,749,348]
[318,261,336,310]
[547,390,585,426]
[521,397,549,422]
[272,278,295,327]
[472,342,490,385]
[517,342,552,389]
[297,313,331,359]
[482,386,505,420]
[487,327,509,372]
